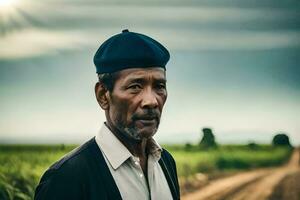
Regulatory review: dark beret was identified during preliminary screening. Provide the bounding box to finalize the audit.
[93,29,170,74]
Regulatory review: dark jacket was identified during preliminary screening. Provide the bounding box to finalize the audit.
[34,137,180,200]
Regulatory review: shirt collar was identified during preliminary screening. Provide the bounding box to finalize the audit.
[95,123,162,170]
[95,123,131,170]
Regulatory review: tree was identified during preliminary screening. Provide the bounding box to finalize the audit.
[272,133,292,147]
[199,128,217,149]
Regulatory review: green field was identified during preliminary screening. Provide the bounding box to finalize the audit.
[0,144,292,200]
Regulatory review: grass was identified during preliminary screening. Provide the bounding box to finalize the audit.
[166,144,292,177]
[0,144,76,200]
[0,143,293,200]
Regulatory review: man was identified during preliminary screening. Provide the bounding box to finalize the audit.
[34,29,180,200]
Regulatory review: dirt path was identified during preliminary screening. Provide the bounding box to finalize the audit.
[182,149,299,200]
[269,170,300,200]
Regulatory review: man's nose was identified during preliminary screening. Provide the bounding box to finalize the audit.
[141,88,159,109]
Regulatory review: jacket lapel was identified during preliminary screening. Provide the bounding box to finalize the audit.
[89,138,179,200]
[90,138,123,200]
[159,151,179,200]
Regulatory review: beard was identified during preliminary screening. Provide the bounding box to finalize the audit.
[114,109,161,141]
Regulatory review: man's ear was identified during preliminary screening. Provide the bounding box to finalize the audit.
[95,82,110,110]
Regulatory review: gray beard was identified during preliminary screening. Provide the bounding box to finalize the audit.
[116,121,158,141]
[123,126,142,141]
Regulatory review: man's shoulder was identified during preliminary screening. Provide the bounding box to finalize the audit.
[49,137,96,171]
[161,148,176,163]
[40,137,99,183]
[34,137,105,199]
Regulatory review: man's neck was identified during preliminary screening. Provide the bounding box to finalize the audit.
[105,122,152,182]
[104,122,149,176]
[104,122,148,158]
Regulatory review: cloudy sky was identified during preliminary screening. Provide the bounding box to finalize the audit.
[0,0,299,145]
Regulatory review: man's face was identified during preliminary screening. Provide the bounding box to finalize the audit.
[106,67,167,141]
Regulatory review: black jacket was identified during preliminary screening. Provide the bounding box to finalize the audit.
[34,137,180,200]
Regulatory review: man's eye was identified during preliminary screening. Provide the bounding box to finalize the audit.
[156,84,166,90]
[128,84,142,90]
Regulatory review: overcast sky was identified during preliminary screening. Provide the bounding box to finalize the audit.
[0,0,299,145]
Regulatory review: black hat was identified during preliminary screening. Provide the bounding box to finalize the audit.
[94,29,170,74]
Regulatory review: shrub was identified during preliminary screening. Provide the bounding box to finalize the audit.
[199,128,217,149]
[272,133,292,147]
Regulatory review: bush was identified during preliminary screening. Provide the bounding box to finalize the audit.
[184,143,193,151]
[199,128,217,149]
[272,133,292,147]
[247,142,259,150]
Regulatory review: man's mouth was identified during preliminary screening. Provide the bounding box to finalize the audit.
[135,117,157,126]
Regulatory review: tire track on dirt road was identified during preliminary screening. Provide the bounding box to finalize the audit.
[182,149,299,200]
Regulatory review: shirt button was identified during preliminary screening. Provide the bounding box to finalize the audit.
[139,174,143,178]
[134,161,139,165]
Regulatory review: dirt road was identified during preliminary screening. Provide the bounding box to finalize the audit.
[182,149,300,200]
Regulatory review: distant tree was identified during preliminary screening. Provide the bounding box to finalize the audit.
[272,133,292,147]
[247,142,258,150]
[199,128,217,149]
[184,143,193,151]
[60,144,66,150]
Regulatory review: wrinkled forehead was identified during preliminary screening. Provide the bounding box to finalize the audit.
[117,67,166,83]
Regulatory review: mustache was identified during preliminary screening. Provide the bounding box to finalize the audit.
[131,109,160,120]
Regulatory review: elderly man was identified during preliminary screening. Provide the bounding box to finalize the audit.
[34,29,180,200]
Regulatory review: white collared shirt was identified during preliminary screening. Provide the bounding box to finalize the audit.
[95,123,173,200]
